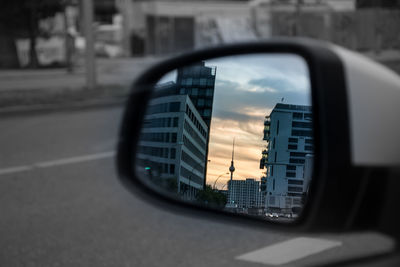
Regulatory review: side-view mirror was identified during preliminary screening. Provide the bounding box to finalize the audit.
[117,38,400,236]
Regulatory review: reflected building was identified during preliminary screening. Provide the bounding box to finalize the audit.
[260,103,313,215]
[136,62,216,198]
[227,178,264,209]
[176,62,217,127]
[137,94,208,198]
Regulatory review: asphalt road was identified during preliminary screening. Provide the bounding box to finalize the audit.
[0,106,396,267]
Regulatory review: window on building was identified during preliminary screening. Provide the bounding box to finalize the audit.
[292,121,312,128]
[290,152,307,157]
[288,186,303,192]
[288,192,302,197]
[170,164,175,174]
[291,130,313,137]
[290,158,305,164]
[305,139,313,144]
[273,179,275,191]
[288,144,298,150]
[286,165,296,171]
[288,179,303,185]
[169,102,180,112]
[304,113,312,120]
[192,88,198,96]
[203,109,211,116]
[199,78,206,86]
[276,120,280,135]
[288,137,298,143]
[286,172,296,177]
[270,165,274,176]
[193,78,199,86]
[173,117,179,127]
[170,148,176,159]
[171,133,177,143]
[305,145,313,151]
[198,98,205,107]
[164,164,169,173]
[206,88,213,96]
[274,151,277,161]
[273,138,276,149]
[293,112,303,119]
[186,78,192,86]
[180,88,186,94]
[205,99,212,107]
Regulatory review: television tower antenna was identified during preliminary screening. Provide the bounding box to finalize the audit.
[229,137,235,182]
[227,137,236,205]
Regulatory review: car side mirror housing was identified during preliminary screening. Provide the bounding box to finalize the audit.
[117,38,400,235]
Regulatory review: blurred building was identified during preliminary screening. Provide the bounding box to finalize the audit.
[136,61,217,196]
[154,62,216,186]
[356,0,400,8]
[116,0,255,55]
[136,93,209,199]
[227,178,264,209]
[260,103,313,215]
[176,62,217,127]
[153,62,217,127]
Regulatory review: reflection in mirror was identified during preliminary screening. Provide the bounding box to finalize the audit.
[136,54,313,221]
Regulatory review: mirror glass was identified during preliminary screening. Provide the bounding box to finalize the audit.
[136,53,313,222]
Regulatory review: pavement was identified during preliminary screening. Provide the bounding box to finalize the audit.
[0,57,163,114]
[0,51,399,116]
[0,106,396,267]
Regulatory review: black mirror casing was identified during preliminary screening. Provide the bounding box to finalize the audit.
[116,38,391,233]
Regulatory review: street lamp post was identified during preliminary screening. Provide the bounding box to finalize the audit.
[213,172,229,190]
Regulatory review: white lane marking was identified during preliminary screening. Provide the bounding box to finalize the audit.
[35,151,115,168]
[236,237,342,266]
[0,151,115,176]
[0,166,33,175]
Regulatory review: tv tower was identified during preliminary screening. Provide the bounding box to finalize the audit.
[229,137,235,182]
[228,138,236,205]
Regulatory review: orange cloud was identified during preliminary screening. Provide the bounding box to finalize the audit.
[206,108,270,189]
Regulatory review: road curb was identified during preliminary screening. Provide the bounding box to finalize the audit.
[0,86,129,117]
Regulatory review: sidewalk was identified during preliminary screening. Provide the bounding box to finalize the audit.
[0,57,163,113]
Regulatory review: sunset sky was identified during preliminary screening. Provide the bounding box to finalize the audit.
[204,54,311,189]
[157,53,312,189]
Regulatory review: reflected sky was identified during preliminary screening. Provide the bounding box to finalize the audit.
[156,54,311,188]
[205,54,311,188]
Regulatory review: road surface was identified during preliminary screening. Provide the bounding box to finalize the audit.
[0,106,395,267]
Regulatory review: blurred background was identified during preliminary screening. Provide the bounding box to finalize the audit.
[1,0,400,88]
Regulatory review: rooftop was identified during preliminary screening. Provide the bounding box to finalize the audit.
[274,103,312,112]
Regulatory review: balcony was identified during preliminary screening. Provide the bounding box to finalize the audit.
[263,130,270,141]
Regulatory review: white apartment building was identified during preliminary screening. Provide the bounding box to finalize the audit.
[261,103,313,214]
[136,94,208,199]
[227,178,264,209]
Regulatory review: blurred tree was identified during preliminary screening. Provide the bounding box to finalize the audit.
[165,177,178,193]
[0,0,63,68]
[196,185,227,209]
